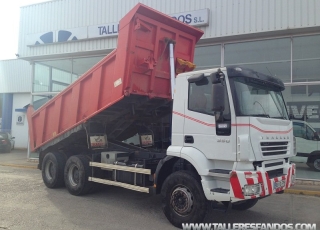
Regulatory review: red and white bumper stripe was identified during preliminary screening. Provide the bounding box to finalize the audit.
[230,163,295,200]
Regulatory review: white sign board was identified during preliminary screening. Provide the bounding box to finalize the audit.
[26,8,210,45]
[170,9,209,27]
[16,114,25,125]
[88,23,119,38]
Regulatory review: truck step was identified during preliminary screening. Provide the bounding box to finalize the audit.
[89,177,149,193]
[210,188,230,194]
[208,169,231,178]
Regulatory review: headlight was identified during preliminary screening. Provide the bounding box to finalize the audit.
[243,184,261,196]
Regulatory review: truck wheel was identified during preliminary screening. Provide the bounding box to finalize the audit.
[161,171,208,228]
[309,156,320,172]
[232,199,258,210]
[64,155,93,196]
[42,152,66,188]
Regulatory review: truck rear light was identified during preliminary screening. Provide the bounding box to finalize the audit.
[243,184,261,196]
[1,140,7,144]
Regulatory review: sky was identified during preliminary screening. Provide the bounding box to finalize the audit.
[0,0,49,60]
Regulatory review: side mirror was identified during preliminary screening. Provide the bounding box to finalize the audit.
[313,132,320,141]
[12,137,15,139]
[212,84,225,112]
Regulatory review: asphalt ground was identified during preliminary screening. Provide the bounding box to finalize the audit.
[0,165,320,230]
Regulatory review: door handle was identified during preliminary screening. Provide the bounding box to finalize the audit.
[184,135,194,144]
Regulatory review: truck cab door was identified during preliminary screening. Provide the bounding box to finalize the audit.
[182,74,236,161]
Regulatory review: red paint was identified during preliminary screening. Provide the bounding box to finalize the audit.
[173,112,292,134]
[256,171,265,197]
[286,168,291,188]
[265,172,273,195]
[230,171,244,199]
[244,172,254,185]
[27,4,203,152]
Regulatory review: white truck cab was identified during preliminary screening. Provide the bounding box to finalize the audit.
[167,67,296,204]
[291,120,320,171]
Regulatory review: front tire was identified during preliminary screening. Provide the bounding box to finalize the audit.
[64,155,93,196]
[308,156,320,172]
[42,152,66,188]
[232,199,258,210]
[161,171,208,228]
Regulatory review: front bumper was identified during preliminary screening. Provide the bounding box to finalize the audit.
[230,162,295,200]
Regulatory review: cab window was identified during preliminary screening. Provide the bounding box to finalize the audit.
[293,122,315,140]
[188,76,230,118]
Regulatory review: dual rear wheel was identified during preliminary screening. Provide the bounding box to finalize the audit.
[42,152,93,195]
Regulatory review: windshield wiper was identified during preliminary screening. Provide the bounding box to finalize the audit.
[271,116,287,120]
[248,114,270,118]
[253,101,270,118]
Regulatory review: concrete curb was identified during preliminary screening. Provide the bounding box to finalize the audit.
[284,189,320,197]
[0,163,38,169]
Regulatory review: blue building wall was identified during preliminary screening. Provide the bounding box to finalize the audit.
[1,93,13,132]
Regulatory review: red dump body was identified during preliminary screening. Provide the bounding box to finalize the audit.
[27,3,203,152]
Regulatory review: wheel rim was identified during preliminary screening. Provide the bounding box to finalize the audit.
[45,160,55,181]
[68,164,80,187]
[170,186,194,216]
[314,158,320,171]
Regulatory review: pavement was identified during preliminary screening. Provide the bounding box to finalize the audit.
[0,149,319,196]
[0,149,38,169]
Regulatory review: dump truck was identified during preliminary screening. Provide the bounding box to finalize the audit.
[27,3,296,228]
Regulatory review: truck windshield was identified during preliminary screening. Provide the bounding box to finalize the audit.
[229,77,288,119]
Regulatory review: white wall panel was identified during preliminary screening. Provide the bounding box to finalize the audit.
[11,93,31,149]
[18,0,320,60]
[0,59,32,93]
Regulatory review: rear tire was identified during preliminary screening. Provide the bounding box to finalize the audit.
[42,152,66,188]
[232,199,258,210]
[64,155,93,196]
[161,171,208,228]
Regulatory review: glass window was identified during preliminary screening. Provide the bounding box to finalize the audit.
[283,85,320,133]
[34,64,50,92]
[306,125,315,140]
[32,95,52,110]
[194,45,221,70]
[293,35,320,82]
[229,77,288,119]
[188,77,213,115]
[293,122,304,138]
[225,38,291,83]
[72,56,105,76]
[188,77,230,118]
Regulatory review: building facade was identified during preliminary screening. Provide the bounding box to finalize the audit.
[0,59,32,149]
[16,0,320,179]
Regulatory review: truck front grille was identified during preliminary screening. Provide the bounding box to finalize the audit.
[260,141,288,156]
